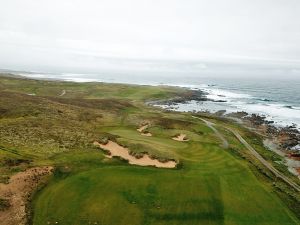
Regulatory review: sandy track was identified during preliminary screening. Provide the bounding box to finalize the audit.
[227,128,300,192]
[193,116,300,191]
[94,141,176,168]
[0,166,53,225]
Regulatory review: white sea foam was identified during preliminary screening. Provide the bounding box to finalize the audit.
[19,73,48,78]
[239,103,300,127]
[204,88,253,101]
[64,77,99,82]
[157,85,300,129]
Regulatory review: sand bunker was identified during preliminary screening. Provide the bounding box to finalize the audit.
[141,132,152,137]
[0,166,53,225]
[94,141,176,168]
[137,124,152,136]
[137,124,148,132]
[172,134,189,142]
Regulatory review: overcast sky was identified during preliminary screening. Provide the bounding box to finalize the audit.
[0,0,300,76]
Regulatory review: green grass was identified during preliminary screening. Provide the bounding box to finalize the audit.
[0,75,184,101]
[0,74,299,225]
[32,123,299,224]
[32,140,299,225]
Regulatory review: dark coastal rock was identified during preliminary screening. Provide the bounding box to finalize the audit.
[247,114,266,126]
[149,89,208,106]
[288,124,297,129]
[210,99,227,102]
[214,110,226,116]
[258,98,272,102]
[266,125,279,135]
[265,120,274,124]
[277,126,300,150]
[179,90,208,102]
[226,111,249,118]
[230,111,300,151]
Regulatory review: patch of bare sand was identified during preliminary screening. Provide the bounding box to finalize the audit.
[137,124,152,136]
[0,166,53,225]
[141,132,152,137]
[94,141,176,168]
[137,124,148,132]
[172,134,189,142]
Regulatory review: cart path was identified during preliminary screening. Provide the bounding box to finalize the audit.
[192,116,229,149]
[193,116,300,192]
[227,127,300,192]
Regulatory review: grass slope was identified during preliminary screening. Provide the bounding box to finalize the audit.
[32,135,298,225]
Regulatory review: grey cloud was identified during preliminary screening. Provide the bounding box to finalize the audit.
[0,0,300,76]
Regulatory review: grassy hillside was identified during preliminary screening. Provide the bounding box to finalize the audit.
[0,74,299,225]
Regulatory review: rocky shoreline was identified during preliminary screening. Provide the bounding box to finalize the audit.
[226,111,300,178]
[149,90,300,154]
[225,111,300,153]
[151,93,300,178]
[147,88,226,106]
[149,93,300,179]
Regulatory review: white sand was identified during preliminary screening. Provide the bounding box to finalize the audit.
[94,141,176,168]
[137,124,148,132]
[172,134,188,142]
[137,124,152,136]
[141,132,152,137]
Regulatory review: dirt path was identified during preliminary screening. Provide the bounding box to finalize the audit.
[192,116,229,148]
[227,127,300,192]
[94,141,176,168]
[0,166,53,225]
[193,116,300,191]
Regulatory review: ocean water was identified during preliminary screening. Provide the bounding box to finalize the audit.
[16,71,300,129]
[159,78,300,129]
